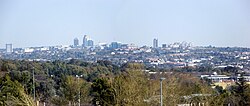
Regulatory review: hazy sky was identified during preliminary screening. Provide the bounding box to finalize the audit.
[1,0,250,48]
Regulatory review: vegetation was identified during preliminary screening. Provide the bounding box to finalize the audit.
[0,59,249,106]
[0,75,34,106]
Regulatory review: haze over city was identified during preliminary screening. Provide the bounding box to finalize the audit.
[2,1,250,106]
[1,0,250,48]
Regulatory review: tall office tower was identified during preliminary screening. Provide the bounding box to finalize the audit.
[6,44,13,53]
[87,39,94,47]
[110,42,121,49]
[74,38,79,47]
[162,44,167,48]
[153,38,158,48]
[82,35,89,47]
[82,35,95,47]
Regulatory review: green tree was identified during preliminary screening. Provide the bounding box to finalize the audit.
[112,70,149,106]
[231,73,250,105]
[59,75,87,105]
[161,73,214,106]
[91,78,115,106]
[0,75,34,106]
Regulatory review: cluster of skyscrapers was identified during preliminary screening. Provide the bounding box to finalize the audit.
[3,36,189,54]
[74,35,94,48]
[74,37,165,49]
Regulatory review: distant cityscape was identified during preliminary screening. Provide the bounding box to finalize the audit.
[1,35,250,70]
[1,35,250,106]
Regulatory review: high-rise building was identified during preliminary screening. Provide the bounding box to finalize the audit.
[82,35,88,47]
[162,44,167,48]
[82,35,95,48]
[6,44,13,53]
[87,39,94,47]
[74,38,79,47]
[153,38,158,48]
[110,42,121,49]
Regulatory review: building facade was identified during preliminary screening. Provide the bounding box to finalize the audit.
[82,35,94,48]
[153,38,158,48]
[6,44,13,53]
[87,40,94,47]
[82,35,88,47]
[74,38,79,47]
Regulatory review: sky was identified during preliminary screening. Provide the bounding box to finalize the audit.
[0,0,250,48]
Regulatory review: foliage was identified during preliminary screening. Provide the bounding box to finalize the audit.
[230,73,250,105]
[0,75,35,106]
[0,59,250,105]
[91,78,115,106]
[112,70,149,106]
[55,75,91,105]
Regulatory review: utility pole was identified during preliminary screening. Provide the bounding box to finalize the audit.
[160,77,166,106]
[76,75,83,106]
[33,67,35,102]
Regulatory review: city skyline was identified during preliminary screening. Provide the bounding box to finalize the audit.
[1,0,250,48]
[0,37,192,49]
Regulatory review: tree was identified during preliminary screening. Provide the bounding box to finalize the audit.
[59,75,89,105]
[231,73,250,105]
[112,70,149,106]
[91,78,115,106]
[121,63,145,71]
[161,73,214,106]
[0,75,34,106]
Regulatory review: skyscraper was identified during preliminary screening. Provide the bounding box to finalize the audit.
[82,35,88,47]
[110,42,121,49]
[162,44,167,48]
[87,39,94,47]
[153,38,158,48]
[6,44,13,53]
[74,38,79,47]
[82,35,94,48]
